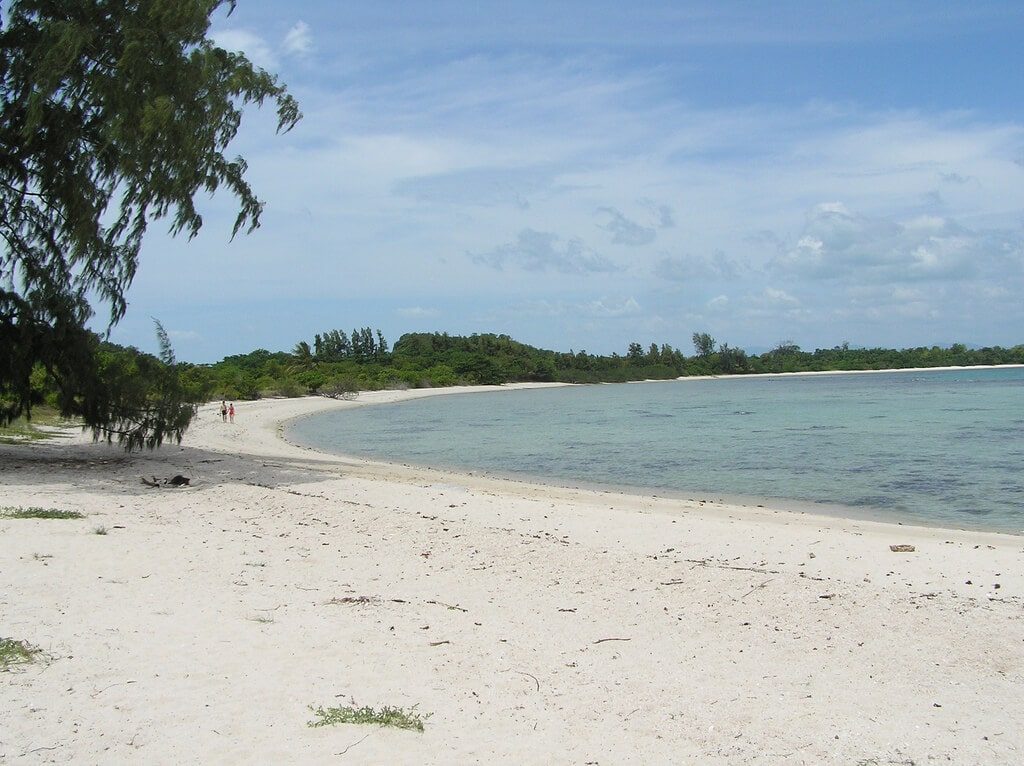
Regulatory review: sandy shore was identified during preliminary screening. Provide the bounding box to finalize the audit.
[2,386,1022,764]
[673,363,1024,382]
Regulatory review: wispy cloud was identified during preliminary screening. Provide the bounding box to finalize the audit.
[939,171,971,184]
[655,251,740,282]
[283,21,313,57]
[761,287,800,306]
[640,199,675,229]
[471,229,621,274]
[166,329,200,341]
[212,20,313,70]
[211,29,277,69]
[392,166,556,209]
[584,296,642,317]
[397,306,440,318]
[507,296,641,319]
[596,207,657,246]
[770,203,1023,283]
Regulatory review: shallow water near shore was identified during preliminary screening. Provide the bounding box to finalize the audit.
[288,368,1024,533]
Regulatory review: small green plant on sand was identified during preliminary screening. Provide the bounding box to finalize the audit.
[1,506,84,520]
[0,638,43,670]
[93,525,108,535]
[307,703,429,732]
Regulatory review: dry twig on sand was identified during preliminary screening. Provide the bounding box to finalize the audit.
[503,668,541,691]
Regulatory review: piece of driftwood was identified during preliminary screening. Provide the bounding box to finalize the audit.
[427,599,468,612]
[889,544,916,552]
[140,475,191,488]
[502,668,541,691]
[683,558,780,574]
[742,578,774,598]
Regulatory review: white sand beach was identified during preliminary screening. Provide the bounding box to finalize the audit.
[673,363,1024,382]
[2,385,1022,764]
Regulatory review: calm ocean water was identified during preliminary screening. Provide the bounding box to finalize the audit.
[287,368,1024,533]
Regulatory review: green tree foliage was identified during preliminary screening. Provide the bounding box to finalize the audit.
[197,330,1024,398]
[14,320,201,450]
[392,332,566,384]
[300,327,388,362]
[320,375,359,400]
[692,332,716,357]
[717,343,749,374]
[84,321,198,450]
[291,340,313,366]
[0,0,299,447]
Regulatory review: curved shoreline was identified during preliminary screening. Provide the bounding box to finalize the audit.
[195,386,1021,543]
[276,382,1020,538]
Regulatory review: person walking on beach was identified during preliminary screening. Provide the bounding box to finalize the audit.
[229,403,235,424]
[220,400,228,422]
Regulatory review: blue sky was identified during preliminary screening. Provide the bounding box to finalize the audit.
[110,1,1024,361]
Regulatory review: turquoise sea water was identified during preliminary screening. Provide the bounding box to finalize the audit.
[287,368,1024,533]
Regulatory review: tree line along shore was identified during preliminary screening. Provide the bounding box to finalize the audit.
[192,329,1024,399]
[18,328,1024,414]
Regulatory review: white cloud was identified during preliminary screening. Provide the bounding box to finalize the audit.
[166,329,200,341]
[393,166,551,208]
[770,204,1024,283]
[596,207,657,246]
[636,199,676,229]
[507,296,640,319]
[902,214,947,231]
[834,284,943,321]
[283,21,313,57]
[210,29,277,69]
[815,201,850,215]
[212,21,312,71]
[655,251,740,282]
[583,296,641,317]
[471,229,621,274]
[397,306,440,318]
[940,171,971,184]
[762,287,800,306]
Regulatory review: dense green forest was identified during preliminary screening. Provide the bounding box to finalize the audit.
[134,329,1024,402]
[17,328,1024,412]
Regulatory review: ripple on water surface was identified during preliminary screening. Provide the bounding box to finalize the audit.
[288,368,1024,533]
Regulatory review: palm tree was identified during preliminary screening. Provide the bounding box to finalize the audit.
[289,341,315,374]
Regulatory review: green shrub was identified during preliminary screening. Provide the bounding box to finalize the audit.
[1,506,84,519]
[307,703,429,732]
[425,364,457,387]
[320,376,360,400]
[0,638,43,670]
